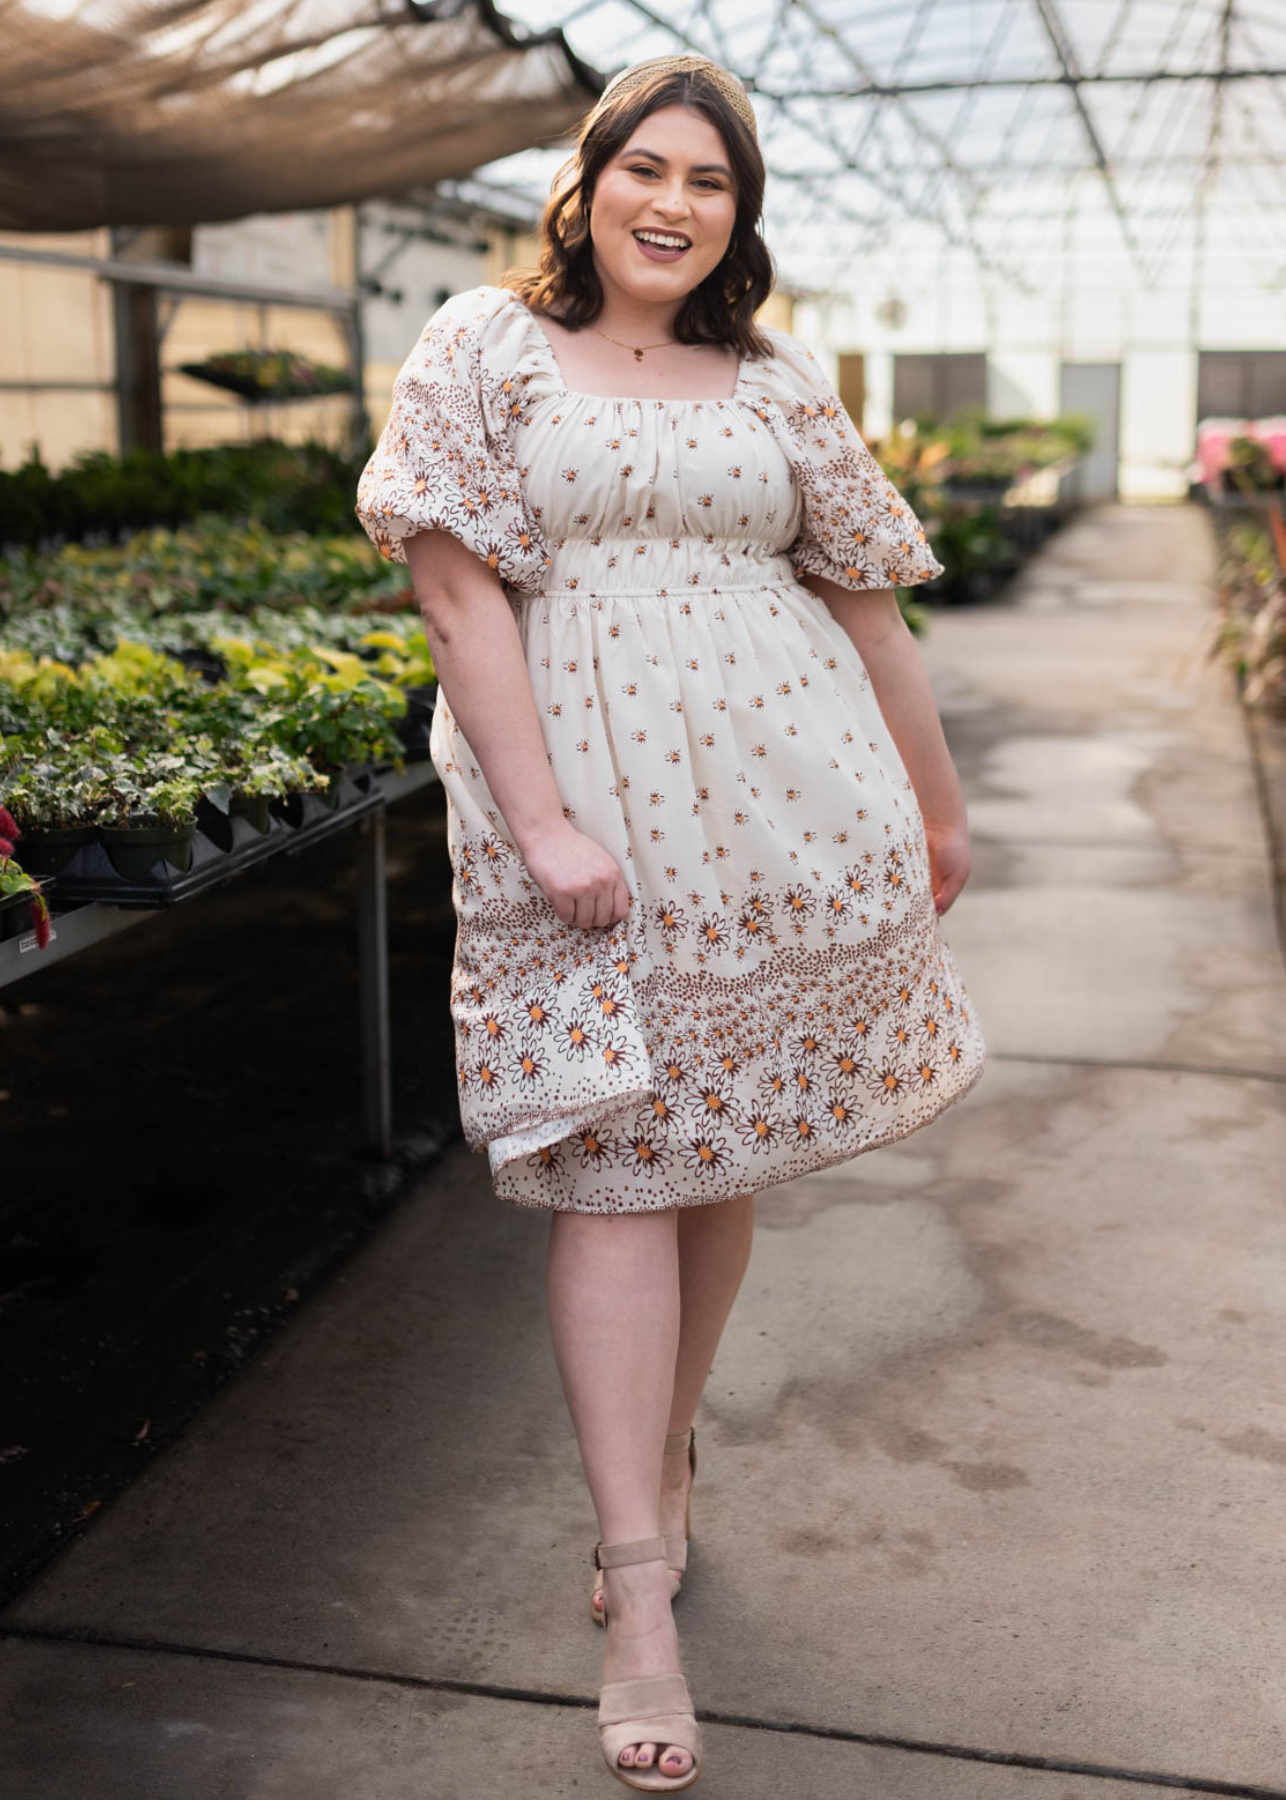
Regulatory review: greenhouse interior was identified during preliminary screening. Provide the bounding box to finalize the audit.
[1,1,1285,1793]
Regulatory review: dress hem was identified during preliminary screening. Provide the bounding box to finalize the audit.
[481,1080,655,1177]
[480,1052,988,1216]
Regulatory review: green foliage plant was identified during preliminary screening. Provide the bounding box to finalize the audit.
[0,438,377,549]
[1210,517,1286,712]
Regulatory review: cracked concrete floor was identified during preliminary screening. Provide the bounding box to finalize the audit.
[3,502,1284,1800]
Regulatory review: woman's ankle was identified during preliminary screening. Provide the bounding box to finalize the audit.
[601,1558,674,1612]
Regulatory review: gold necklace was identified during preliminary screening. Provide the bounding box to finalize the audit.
[587,324,679,363]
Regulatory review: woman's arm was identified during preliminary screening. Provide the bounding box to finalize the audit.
[404,529,631,930]
[799,576,972,916]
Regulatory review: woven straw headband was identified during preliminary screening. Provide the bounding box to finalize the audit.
[589,54,759,142]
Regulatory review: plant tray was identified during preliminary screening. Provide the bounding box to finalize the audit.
[53,771,385,908]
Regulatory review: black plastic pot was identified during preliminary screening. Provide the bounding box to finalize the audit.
[1220,468,1285,496]
[171,647,228,684]
[0,887,31,942]
[100,820,198,881]
[0,876,54,944]
[270,791,307,830]
[230,793,273,835]
[394,683,437,758]
[194,796,234,853]
[13,822,99,876]
[321,763,373,810]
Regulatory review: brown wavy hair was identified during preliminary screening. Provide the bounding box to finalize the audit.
[501,64,776,363]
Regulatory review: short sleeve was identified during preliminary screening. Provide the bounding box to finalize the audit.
[354,285,552,592]
[752,330,946,593]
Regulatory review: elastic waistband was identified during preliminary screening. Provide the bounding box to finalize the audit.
[534,579,792,600]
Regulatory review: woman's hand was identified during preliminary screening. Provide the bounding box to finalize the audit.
[520,821,633,929]
[924,819,972,917]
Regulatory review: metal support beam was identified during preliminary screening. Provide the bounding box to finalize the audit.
[356,810,392,1161]
[1030,0,1151,287]
[112,270,163,455]
[348,207,372,459]
[0,380,117,393]
[770,66,1286,99]
[1190,2,1238,339]
[790,0,1025,283]
[0,244,359,315]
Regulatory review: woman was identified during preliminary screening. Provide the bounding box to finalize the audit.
[356,52,986,1791]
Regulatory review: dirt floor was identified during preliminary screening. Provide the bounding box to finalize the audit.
[0,782,461,1604]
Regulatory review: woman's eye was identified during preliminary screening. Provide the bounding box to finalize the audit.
[629,166,721,190]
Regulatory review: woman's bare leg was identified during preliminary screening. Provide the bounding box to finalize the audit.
[669,1192,756,1431]
[588,1192,756,1620]
[661,1192,755,1548]
[545,1208,693,1779]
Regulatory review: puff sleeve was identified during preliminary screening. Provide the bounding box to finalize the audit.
[354,285,552,593]
[753,329,946,592]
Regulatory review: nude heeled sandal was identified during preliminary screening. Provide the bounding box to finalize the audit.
[591,1427,696,1627]
[594,1533,703,1792]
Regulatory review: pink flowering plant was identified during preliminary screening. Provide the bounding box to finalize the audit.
[0,801,50,948]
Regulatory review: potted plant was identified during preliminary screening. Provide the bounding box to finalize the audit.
[356,628,437,757]
[0,758,108,873]
[1222,435,1284,496]
[230,744,329,833]
[266,665,406,806]
[98,767,202,880]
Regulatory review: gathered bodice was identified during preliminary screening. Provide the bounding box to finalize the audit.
[497,303,802,597]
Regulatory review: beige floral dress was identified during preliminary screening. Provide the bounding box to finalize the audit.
[356,283,986,1214]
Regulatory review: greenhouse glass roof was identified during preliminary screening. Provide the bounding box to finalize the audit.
[480,0,1286,304]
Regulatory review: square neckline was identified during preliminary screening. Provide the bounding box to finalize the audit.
[509,291,750,406]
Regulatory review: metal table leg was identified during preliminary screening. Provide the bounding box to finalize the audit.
[356,808,392,1158]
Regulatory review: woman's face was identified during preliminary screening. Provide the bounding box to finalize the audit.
[589,102,739,308]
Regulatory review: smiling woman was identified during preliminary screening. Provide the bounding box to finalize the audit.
[505,100,753,400]
[504,53,773,375]
[355,49,982,1799]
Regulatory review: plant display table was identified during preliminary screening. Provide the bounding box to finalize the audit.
[0,759,440,1158]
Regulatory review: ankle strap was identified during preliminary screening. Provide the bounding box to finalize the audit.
[663,1427,694,1455]
[593,1533,668,1570]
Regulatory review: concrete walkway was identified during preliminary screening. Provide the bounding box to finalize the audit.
[4,503,1285,1799]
